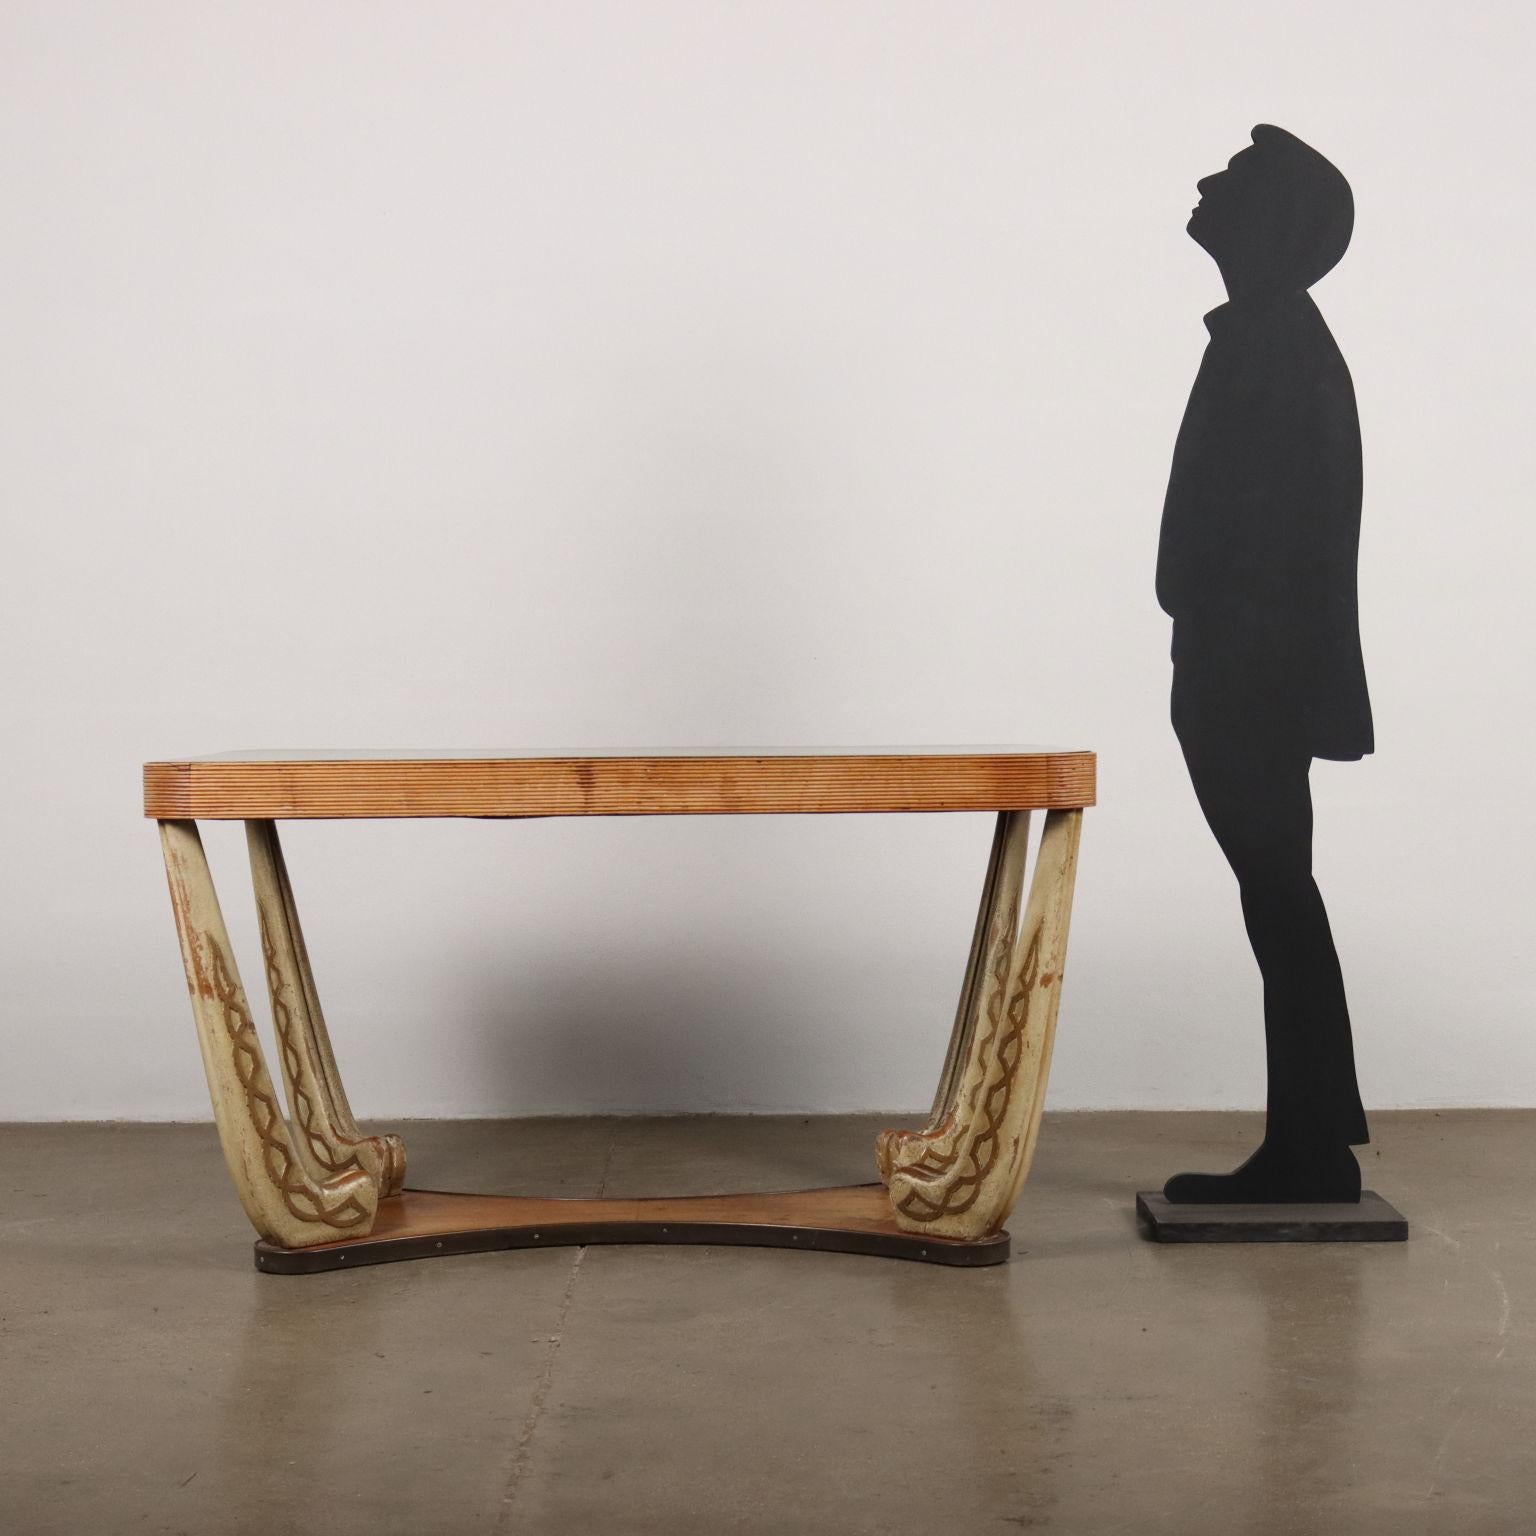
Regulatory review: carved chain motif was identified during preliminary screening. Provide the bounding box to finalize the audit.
[893,906,1043,1224]
[891,887,1020,1181]
[206,935,373,1230]
[257,909,366,1181]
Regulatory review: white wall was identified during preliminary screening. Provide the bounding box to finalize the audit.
[3,1,1532,1120]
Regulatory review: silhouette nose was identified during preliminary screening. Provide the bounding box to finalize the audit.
[1196,173,1219,197]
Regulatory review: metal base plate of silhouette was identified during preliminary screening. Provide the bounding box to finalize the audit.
[1136,1190,1407,1243]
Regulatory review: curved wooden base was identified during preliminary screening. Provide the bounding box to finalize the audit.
[253,1185,1011,1273]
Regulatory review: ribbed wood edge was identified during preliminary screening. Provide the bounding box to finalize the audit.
[144,763,191,817]
[144,753,1096,819]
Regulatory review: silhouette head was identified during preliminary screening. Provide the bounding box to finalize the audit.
[1188,125,1353,298]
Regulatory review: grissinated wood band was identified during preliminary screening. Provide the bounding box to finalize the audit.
[253,1186,1011,1273]
[144,750,1096,820]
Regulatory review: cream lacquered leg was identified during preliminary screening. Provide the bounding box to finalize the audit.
[245,820,406,1196]
[875,812,1029,1182]
[882,809,1083,1241]
[159,820,378,1247]
[929,811,1013,1125]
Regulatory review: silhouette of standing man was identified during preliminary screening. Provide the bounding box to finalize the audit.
[1158,125,1371,1203]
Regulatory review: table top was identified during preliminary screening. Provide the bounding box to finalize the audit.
[143,747,1096,819]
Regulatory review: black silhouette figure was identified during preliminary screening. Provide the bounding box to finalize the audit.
[1157,125,1371,1203]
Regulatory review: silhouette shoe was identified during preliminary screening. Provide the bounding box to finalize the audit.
[1162,1139,1361,1204]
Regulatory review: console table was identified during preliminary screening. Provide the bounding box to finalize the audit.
[144,748,1094,1271]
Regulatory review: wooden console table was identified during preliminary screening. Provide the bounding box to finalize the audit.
[144,748,1094,1271]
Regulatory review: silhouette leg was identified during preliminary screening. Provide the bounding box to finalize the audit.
[1244,871,1368,1151]
[1164,726,1366,1203]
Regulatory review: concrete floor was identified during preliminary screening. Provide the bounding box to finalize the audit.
[1,1111,1531,1535]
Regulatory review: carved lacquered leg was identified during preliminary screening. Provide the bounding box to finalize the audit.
[929,812,1013,1124]
[876,812,1030,1183]
[245,820,406,1196]
[159,820,378,1247]
[884,809,1083,1241]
